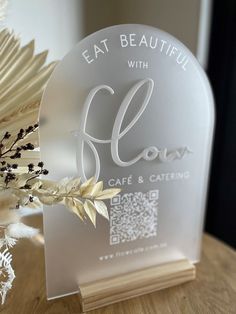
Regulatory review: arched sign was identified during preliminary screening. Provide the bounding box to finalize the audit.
[40,24,214,299]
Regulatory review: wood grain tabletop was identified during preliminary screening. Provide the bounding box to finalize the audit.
[0,215,235,314]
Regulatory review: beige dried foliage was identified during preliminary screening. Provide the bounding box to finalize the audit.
[0,172,120,227]
[32,177,121,226]
[0,28,57,149]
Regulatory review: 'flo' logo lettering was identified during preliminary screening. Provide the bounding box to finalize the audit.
[73,78,191,181]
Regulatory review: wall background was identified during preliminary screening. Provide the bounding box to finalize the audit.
[4,0,83,61]
[4,0,211,67]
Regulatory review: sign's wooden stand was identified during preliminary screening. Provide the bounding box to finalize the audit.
[79,259,195,312]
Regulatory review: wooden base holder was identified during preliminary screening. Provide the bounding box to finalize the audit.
[79,259,196,312]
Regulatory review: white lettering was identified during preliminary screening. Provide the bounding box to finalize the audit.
[139,35,148,47]
[100,38,109,52]
[160,40,167,52]
[129,33,136,46]
[169,46,177,57]
[94,44,104,58]
[82,50,94,64]
[73,79,191,181]
[150,36,158,49]
[120,34,129,47]
[127,60,149,69]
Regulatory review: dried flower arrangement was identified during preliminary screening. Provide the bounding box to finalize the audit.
[0,125,120,304]
[0,5,120,305]
[0,1,121,305]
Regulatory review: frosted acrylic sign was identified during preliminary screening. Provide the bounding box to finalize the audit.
[40,24,214,299]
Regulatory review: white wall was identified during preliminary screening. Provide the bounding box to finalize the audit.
[4,0,83,62]
[3,0,211,67]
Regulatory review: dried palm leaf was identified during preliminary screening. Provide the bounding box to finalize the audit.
[0,28,57,153]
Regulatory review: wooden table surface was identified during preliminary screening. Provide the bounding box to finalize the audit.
[1,215,236,314]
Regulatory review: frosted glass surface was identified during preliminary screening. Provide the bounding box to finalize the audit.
[40,24,214,299]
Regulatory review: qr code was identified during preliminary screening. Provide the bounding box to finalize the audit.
[110,190,159,245]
